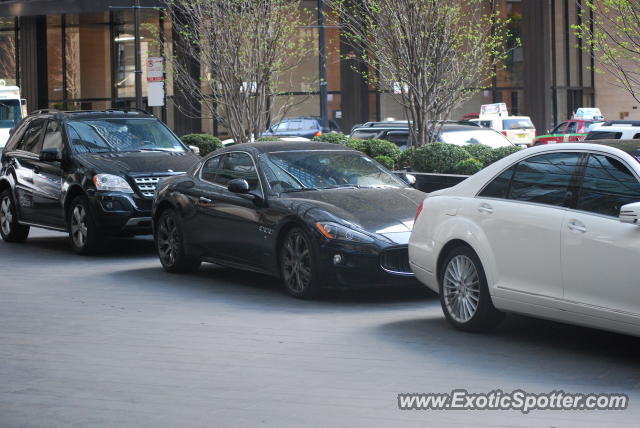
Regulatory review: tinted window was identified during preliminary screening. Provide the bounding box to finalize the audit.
[385,131,409,147]
[509,152,582,207]
[577,154,640,217]
[42,120,64,152]
[214,153,260,191]
[479,166,516,199]
[479,120,493,128]
[585,131,622,140]
[350,129,379,140]
[18,119,46,153]
[565,122,578,133]
[551,123,566,134]
[503,118,534,129]
[201,155,221,183]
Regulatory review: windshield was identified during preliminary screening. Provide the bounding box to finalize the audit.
[67,118,185,153]
[440,129,513,148]
[0,99,21,129]
[502,118,535,129]
[261,151,406,192]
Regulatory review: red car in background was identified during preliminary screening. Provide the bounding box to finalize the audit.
[532,119,605,145]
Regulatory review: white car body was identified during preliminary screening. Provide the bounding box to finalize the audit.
[409,143,640,336]
[0,85,23,148]
[471,116,536,147]
[585,123,640,141]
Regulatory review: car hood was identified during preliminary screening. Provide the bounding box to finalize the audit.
[77,151,200,176]
[286,187,426,244]
[0,128,10,148]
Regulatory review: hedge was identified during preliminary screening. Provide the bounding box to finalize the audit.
[311,133,349,145]
[410,143,471,174]
[180,134,223,157]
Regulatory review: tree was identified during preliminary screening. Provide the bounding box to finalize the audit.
[326,0,513,146]
[576,0,640,104]
[165,0,313,143]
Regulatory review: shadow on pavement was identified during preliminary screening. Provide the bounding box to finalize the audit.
[375,314,640,388]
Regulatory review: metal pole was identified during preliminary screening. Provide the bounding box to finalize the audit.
[133,0,143,110]
[318,0,329,129]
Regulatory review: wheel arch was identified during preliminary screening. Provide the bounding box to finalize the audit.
[274,218,316,276]
[63,185,86,221]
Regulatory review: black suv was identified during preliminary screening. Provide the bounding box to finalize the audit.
[0,109,199,254]
[261,116,341,139]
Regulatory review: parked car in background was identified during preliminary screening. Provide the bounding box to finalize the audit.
[585,120,640,141]
[0,109,200,254]
[349,121,510,150]
[0,83,25,148]
[471,116,536,147]
[152,142,425,298]
[532,119,605,145]
[262,116,341,139]
[409,141,640,337]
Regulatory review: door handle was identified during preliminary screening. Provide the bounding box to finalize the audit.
[567,220,586,233]
[199,196,213,204]
[477,203,493,214]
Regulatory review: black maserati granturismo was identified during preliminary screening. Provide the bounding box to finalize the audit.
[152,141,426,298]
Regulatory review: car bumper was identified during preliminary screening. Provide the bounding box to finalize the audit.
[317,241,420,288]
[89,192,153,235]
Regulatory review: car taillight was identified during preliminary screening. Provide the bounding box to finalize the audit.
[502,131,508,136]
[414,201,424,223]
[314,131,322,137]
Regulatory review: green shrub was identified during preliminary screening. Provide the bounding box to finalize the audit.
[397,147,416,169]
[453,158,483,175]
[181,134,223,157]
[463,144,493,167]
[345,138,368,153]
[374,155,395,170]
[255,136,282,142]
[312,133,349,144]
[485,145,523,165]
[364,139,402,161]
[410,143,471,174]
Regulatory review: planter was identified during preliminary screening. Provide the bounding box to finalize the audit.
[397,171,470,193]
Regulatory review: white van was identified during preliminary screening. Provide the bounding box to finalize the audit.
[0,82,25,148]
[470,103,536,147]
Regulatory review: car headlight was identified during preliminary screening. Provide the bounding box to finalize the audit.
[92,174,134,193]
[315,221,375,243]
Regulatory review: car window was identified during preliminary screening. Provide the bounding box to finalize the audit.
[273,122,288,132]
[201,155,222,183]
[576,154,640,217]
[385,131,409,147]
[565,122,578,133]
[17,119,46,154]
[585,131,623,141]
[508,152,582,207]
[42,120,64,152]
[214,152,260,191]
[478,166,516,199]
[633,133,640,139]
[350,129,379,140]
[503,119,535,129]
[551,123,567,134]
[302,120,318,130]
[286,120,303,132]
[479,120,493,128]
[4,121,29,151]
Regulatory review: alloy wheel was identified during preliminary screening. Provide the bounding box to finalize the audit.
[157,214,179,266]
[442,255,481,323]
[70,205,88,249]
[282,231,311,293]
[0,196,12,236]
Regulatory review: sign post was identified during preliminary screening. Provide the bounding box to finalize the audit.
[146,57,165,107]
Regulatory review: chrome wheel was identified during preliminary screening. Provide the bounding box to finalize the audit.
[157,214,178,266]
[0,196,12,236]
[282,230,311,293]
[70,205,88,248]
[443,255,480,323]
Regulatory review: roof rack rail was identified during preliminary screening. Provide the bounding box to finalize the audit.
[602,120,640,127]
[31,109,60,115]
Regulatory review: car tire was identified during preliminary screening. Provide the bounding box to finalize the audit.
[438,245,504,332]
[279,226,321,299]
[155,208,201,273]
[0,189,30,243]
[68,195,105,255]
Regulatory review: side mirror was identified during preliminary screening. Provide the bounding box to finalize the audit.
[619,202,640,225]
[189,145,200,155]
[40,147,62,162]
[404,173,417,186]
[227,178,250,194]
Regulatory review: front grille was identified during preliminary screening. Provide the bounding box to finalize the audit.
[379,246,414,276]
[133,176,162,198]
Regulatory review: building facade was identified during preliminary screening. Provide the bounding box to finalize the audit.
[0,0,632,137]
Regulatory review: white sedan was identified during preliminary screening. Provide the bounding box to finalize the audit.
[409,142,640,336]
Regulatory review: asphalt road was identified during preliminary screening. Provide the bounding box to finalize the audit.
[1,228,639,427]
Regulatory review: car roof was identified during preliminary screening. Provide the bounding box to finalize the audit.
[28,109,154,121]
[215,141,356,155]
